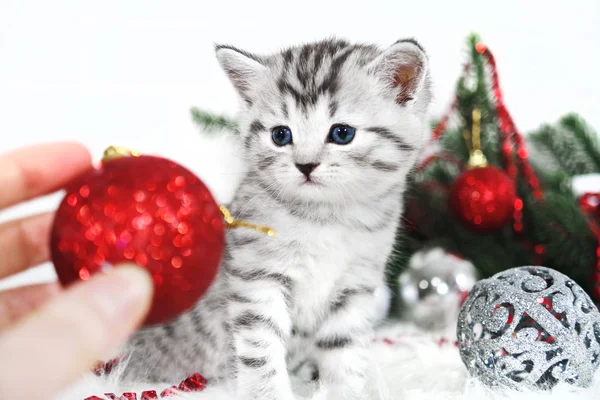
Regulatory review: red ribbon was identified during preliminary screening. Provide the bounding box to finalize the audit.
[84,372,207,400]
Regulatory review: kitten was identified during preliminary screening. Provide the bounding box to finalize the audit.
[121,37,432,400]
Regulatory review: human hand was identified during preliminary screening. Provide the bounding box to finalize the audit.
[0,142,153,399]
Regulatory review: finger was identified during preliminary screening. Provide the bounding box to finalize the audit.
[0,265,153,400]
[0,212,54,279]
[0,142,92,210]
[0,282,60,330]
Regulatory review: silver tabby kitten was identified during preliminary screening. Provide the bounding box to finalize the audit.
[122,37,432,400]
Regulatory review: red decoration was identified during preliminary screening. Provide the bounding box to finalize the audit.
[580,193,600,220]
[84,372,207,400]
[178,373,208,392]
[50,151,225,326]
[578,192,600,301]
[93,356,123,376]
[449,166,517,232]
[160,387,179,397]
[105,394,137,400]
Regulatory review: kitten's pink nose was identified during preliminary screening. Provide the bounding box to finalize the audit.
[295,163,319,177]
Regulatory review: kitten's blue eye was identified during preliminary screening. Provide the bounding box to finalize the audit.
[328,124,356,145]
[271,126,293,146]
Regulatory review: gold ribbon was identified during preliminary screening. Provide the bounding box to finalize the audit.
[219,205,277,237]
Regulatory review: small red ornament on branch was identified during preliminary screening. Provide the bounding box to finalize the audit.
[449,166,517,232]
[448,108,517,232]
[424,41,542,240]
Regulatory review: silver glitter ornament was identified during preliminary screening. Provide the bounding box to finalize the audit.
[457,266,600,390]
[398,248,477,330]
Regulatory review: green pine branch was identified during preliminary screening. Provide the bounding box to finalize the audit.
[529,113,600,176]
[560,113,600,171]
[529,124,574,173]
[190,107,238,133]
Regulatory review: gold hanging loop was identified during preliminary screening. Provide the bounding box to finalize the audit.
[102,146,141,161]
[466,108,488,169]
[219,205,277,237]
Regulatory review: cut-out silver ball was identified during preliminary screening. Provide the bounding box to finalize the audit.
[457,266,600,390]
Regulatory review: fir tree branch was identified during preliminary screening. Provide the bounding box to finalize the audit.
[190,107,239,133]
[559,113,600,172]
[529,114,599,176]
[529,124,575,173]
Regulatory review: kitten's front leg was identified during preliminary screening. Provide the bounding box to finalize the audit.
[312,288,378,400]
[227,275,295,400]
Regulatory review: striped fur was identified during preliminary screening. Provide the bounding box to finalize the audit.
[120,37,432,400]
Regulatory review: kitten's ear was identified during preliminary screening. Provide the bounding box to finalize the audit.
[368,39,429,105]
[215,45,267,102]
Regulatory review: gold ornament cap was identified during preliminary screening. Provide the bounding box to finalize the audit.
[102,145,140,161]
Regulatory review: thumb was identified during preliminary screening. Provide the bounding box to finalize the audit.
[0,264,153,400]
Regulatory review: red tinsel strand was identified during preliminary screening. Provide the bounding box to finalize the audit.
[84,372,207,400]
[93,356,123,376]
[105,394,137,400]
[474,44,516,178]
[513,133,544,199]
[430,64,472,142]
[476,43,546,247]
[513,197,524,233]
[431,97,458,141]
[477,44,544,200]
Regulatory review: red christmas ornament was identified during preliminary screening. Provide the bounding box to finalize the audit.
[449,165,517,232]
[580,192,600,220]
[578,192,600,301]
[50,147,225,326]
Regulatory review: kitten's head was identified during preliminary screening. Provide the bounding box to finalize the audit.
[215,38,432,205]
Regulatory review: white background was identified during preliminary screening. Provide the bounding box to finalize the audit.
[1,0,599,288]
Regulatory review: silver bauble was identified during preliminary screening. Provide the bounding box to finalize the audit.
[457,266,600,390]
[398,248,477,330]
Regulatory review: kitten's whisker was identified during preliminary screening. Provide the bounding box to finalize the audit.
[234,179,280,219]
[338,181,359,212]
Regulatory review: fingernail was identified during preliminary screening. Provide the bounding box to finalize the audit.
[88,265,153,325]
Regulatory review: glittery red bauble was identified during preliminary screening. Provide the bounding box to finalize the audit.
[449,166,517,232]
[50,154,225,326]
